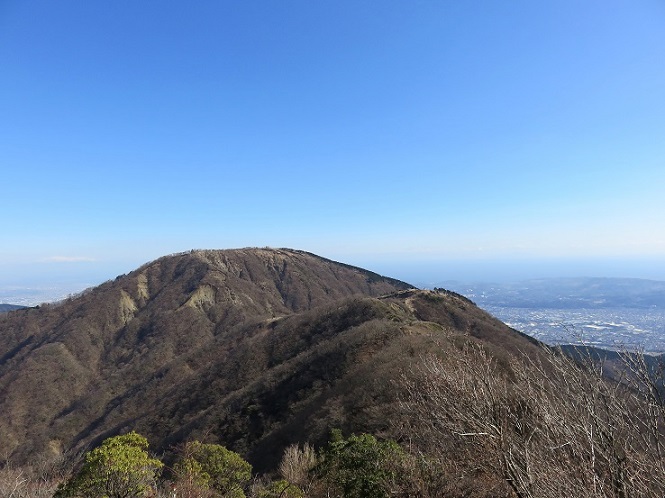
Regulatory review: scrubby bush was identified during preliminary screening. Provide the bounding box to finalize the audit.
[54,432,162,498]
[315,430,407,498]
[171,441,252,498]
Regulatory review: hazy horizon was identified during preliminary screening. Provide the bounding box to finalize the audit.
[2,251,665,307]
[366,256,665,287]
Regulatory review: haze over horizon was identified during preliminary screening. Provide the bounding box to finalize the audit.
[3,252,665,308]
[2,1,664,291]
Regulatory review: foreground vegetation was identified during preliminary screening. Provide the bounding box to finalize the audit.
[0,430,409,498]
[3,340,665,498]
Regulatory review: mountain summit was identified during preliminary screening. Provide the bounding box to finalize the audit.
[0,249,411,460]
[0,248,537,474]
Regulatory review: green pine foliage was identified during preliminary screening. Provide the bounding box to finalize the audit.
[172,441,252,498]
[315,430,406,498]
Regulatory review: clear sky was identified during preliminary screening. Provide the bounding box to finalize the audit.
[2,1,665,287]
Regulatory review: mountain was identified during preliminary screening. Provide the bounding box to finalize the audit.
[0,248,417,462]
[4,248,664,496]
[0,303,26,313]
[0,248,542,471]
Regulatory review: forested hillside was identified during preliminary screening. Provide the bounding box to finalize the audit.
[1,249,665,497]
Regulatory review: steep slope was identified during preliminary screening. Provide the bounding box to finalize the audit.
[0,248,411,461]
[0,247,552,491]
[142,290,544,473]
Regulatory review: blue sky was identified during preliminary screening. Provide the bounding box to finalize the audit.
[1,1,665,286]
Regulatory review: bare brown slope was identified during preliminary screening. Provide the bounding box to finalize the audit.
[0,248,411,461]
[53,290,543,475]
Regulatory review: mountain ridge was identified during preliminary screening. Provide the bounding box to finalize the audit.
[0,248,415,463]
[0,248,546,479]
[0,303,26,313]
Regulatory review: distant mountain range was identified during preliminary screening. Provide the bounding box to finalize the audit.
[0,303,26,313]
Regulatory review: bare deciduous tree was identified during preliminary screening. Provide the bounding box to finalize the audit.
[399,339,665,497]
[278,443,317,493]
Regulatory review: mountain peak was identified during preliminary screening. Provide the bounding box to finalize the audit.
[0,248,542,475]
[0,248,414,462]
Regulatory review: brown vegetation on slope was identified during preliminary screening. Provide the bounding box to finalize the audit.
[4,248,663,496]
[0,248,411,463]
